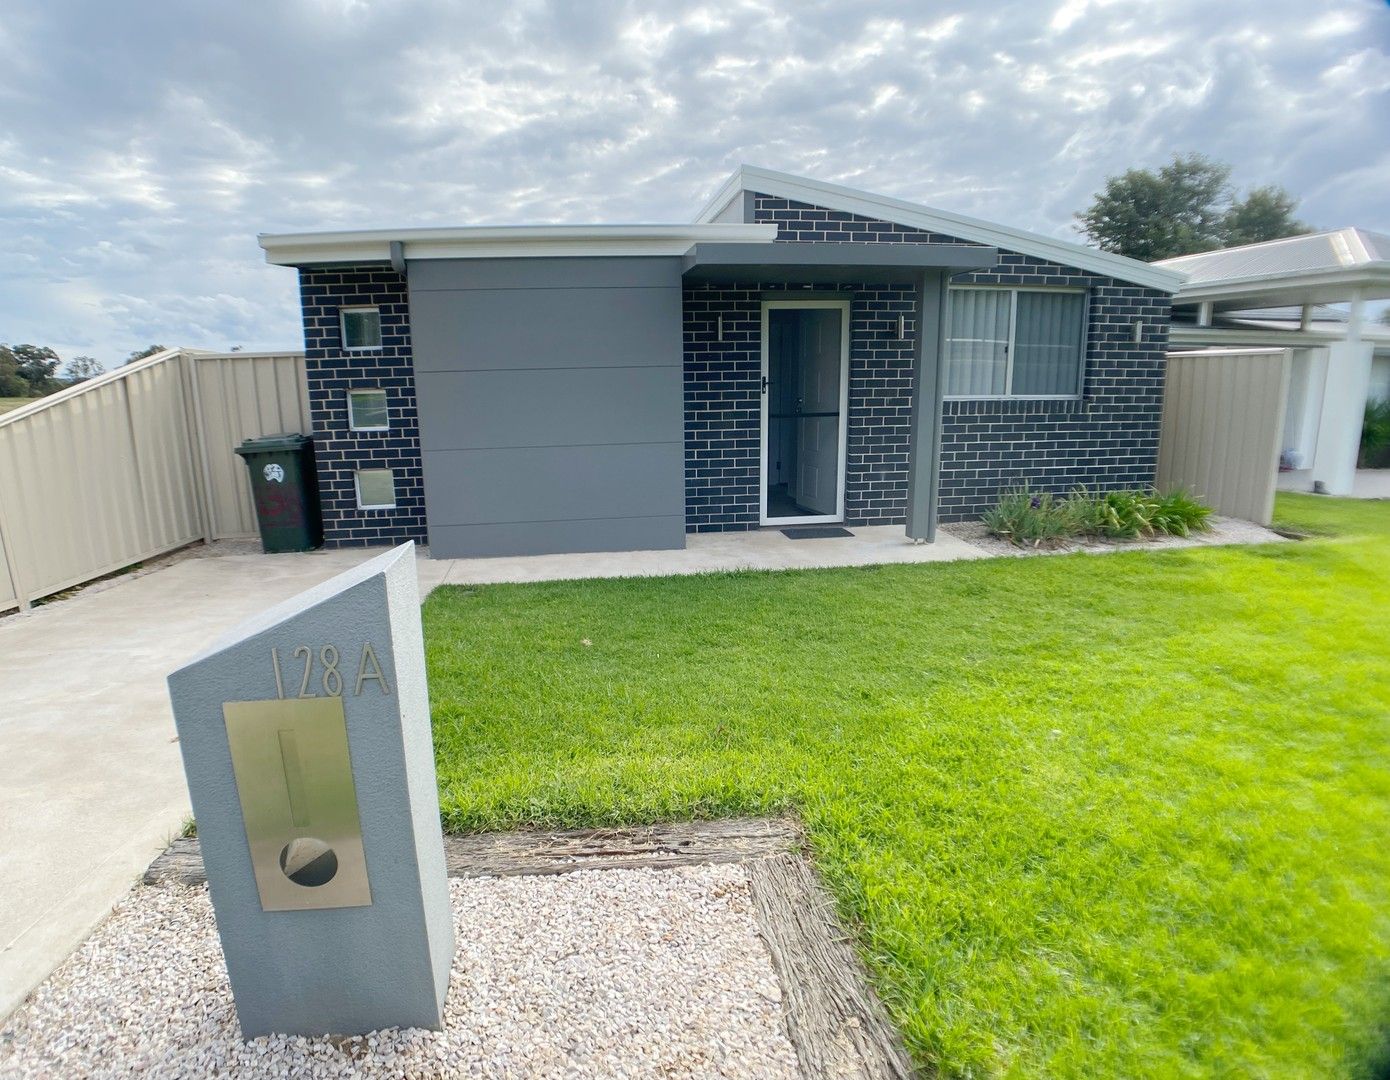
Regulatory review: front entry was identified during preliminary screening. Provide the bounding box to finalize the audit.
[761,300,850,525]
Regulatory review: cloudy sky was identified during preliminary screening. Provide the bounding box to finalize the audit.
[2,0,1387,367]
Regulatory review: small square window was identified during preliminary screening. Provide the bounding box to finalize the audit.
[340,307,382,350]
[355,468,396,509]
[347,388,389,431]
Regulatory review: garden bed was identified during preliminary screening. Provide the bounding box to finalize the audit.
[944,514,1287,558]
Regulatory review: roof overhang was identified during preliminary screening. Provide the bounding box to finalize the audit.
[681,241,998,283]
[258,222,779,266]
[1171,266,1390,310]
[1170,322,1390,353]
[695,164,1186,294]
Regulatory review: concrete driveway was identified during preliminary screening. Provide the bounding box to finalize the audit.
[0,543,453,1022]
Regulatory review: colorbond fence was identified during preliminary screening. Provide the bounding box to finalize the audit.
[1158,348,1292,526]
[0,348,307,611]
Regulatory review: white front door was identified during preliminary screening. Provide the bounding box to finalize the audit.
[760,301,850,525]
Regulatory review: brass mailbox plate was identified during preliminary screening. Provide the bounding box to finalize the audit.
[223,697,372,911]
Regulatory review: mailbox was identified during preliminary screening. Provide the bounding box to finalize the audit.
[167,543,453,1038]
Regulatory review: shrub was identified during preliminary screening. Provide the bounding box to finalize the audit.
[983,487,1213,546]
[980,489,1075,548]
[1360,399,1390,469]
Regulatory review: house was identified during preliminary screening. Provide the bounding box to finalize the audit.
[1159,228,1390,495]
[259,166,1182,558]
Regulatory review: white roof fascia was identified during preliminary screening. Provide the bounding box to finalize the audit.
[258,223,778,266]
[1170,323,1390,350]
[1173,265,1390,305]
[694,164,1186,293]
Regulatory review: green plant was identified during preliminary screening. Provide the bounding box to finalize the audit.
[1150,488,1215,537]
[1360,399,1390,469]
[981,488,1075,547]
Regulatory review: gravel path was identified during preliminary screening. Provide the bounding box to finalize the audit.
[0,866,801,1079]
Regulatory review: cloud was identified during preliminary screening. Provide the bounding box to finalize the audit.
[0,0,1386,361]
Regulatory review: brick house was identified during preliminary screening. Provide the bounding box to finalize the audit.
[260,166,1182,558]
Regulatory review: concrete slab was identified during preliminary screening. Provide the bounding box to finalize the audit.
[1352,469,1390,499]
[0,545,450,1022]
[438,524,989,586]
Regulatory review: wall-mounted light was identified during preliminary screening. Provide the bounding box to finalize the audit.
[898,314,907,340]
[1132,319,1143,344]
[717,313,725,342]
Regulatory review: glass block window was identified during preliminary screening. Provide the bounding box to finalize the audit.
[355,468,396,509]
[340,307,382,350]
[347,388,389,431]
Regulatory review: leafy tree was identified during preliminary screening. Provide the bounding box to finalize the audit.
[0,344,62,396]
[64,355,105,383]
[1077,154,1310,260]
[0,348,26,397]
[126,344,167,364]
[1222,185,1309,247]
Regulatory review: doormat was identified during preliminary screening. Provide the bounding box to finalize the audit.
[781,526,854,539]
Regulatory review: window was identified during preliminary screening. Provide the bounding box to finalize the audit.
[340,306,382,350]
[355,468,396,509]
[347,388,389,431]
[944,287,1086,397]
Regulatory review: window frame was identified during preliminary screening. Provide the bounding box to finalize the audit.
[943,284,1089,400]
[339,306,383,352]
[346,387,390,432]
[354,468,397,510]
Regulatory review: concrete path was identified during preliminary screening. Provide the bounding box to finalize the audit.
[0,545,453,1022]
[1353,469,1390,499]
[0,524,983,1021]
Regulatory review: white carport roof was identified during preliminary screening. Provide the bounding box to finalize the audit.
[1158,227,1390,309]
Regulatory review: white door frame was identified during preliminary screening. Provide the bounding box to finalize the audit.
[759,299,851,526]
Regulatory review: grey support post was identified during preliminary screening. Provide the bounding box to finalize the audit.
[906,271,948,541]
[167,543,453,1038]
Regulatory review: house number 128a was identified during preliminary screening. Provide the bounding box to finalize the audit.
[270,643,392,699]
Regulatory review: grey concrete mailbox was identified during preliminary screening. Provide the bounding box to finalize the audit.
[168,543,453,1038]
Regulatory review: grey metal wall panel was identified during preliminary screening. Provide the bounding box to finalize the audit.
[415,366,681,451]
[408,255,686,558]
[409,257,681,292]
[411,287,681,373]
[422,443,685,525]
[430,516,686,558]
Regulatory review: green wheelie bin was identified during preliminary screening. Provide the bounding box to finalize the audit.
[233,433,324,552]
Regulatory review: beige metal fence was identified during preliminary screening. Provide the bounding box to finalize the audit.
[0,348,307,612]
[1158,348,1291,526]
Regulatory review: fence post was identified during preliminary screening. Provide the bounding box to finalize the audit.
[181,351,218,544]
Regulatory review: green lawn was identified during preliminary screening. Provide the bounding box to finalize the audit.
[0,397,36,415]
[424,495,1390,1078]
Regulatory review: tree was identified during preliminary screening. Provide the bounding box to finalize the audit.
[0,344,62,396]
[0,348,26,397]
[126,344,167,364]
[1077,154,1310,260]
[1221,185,1309,248]
[64,355,104,383]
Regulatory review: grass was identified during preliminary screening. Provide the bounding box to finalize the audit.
[423,495,1390,1078]
[0,397,36,415]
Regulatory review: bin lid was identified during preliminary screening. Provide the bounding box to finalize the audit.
[234,432,311,455]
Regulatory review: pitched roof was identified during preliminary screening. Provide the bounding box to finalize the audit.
[695,164,1185,294]
[1157,227,1390,307]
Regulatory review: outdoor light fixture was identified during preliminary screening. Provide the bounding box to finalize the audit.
[898,314,907,339]
[1133,319,1144,343]
[717,312,724,341]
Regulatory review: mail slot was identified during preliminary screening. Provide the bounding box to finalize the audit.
[224,697,371,911]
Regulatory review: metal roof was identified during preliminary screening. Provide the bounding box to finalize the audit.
[1158,227,1390,308]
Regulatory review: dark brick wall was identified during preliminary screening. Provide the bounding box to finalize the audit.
[740,194,1173,524]
[299,265,427,547]
[684,283,916,532]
